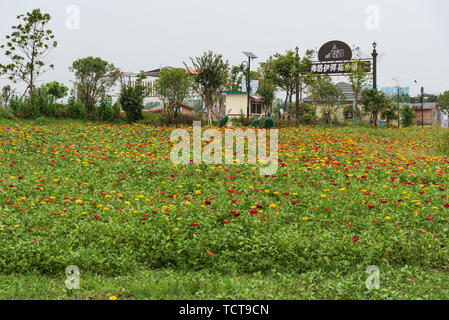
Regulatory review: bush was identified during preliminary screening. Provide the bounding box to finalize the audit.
[119,85,144,123]
[0,107,16,119]
[401,105,415,127]
[67,95,86,119]
[96,96,119,122]
[139,112,163,126]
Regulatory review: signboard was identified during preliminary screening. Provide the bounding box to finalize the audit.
[318,40,352,62]
[309,60,371,75]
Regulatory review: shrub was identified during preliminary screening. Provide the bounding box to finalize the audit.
[119,85,144,123]
[67,95,86,119]
[139,112,163,126]
[0,107,16,119]
[96,96,117,122]
[401,105,415,127]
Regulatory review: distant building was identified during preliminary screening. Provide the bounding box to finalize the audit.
[222,88,264,118]
[381,86,410,97]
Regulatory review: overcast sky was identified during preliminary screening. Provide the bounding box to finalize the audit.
[1,0,448,97]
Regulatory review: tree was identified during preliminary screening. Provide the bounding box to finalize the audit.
[155,68,193,119]
[294,49,314,120]
[361,88,390,126]
[264,50,297,118]
[118,71,146,123]
[309,76,345,124]
[226,64,243,91]
[438,91,449,115]
[345,57,371,121]
[69,57,120,114]
[41,81,68,103]
[184,51,228,124]
[257,66,277,116]
[401,105,415,127]
[1,85,15,107]
[381,102,399,125]
[0,9,57,107]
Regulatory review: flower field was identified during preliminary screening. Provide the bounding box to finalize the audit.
[1,119,449,299]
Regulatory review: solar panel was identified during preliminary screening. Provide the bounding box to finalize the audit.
[242,51,257,59]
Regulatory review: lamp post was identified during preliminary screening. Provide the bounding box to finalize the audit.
[372,42,378,90]
[242,52,257,119]
[295,46,300,117]
[421,86,424,129]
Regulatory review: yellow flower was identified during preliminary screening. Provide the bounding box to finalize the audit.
[385,216,391,220]
[302,217,309,220]
[173,227,179,231]
[14,224,20,228]
[194,190,201,195]
[109,296,117,300]
[185,201,191,205]
[269,204,276,209]
[0,228,4,231]
[320,194,327,198]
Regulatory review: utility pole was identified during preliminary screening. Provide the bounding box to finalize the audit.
[242,52,257,119]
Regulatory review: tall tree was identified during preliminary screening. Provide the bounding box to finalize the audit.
[438,91,449,115]
[118,71,147,123]
[264,50,297,118]
[258,66,277,116]
[0,9,57,107]
[41,81,68,103]
[361,88,390,126]
[1,85,15,107]
[184,51,228,124]
[309,76,345,124]
[345,57,371,122]
[69,57,120,114]
[155,68,193,119]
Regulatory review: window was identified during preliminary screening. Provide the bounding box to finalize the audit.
[251,103,262,115]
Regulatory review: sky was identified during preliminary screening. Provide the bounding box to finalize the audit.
[0,0,448,97]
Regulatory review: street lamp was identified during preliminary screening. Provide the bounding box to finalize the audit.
[242,51,257,119]
[414,80,424,128]
[372,42,378,90]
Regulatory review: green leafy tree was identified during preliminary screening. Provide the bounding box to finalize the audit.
[401,104,415,127]
[264,50,297,118]
[155,68,193,120]
[258,66,277,116]
[438,91,449,115]
[184,51,228,124]
[41,81,68,103]
[69,57,120,114]
[1,85,15,107]
[361,88,390,126]
[345,57,371,121]
[118,71,146,123]
[309,76,345,124]
[381,102,399,125]
[0,9,57,107]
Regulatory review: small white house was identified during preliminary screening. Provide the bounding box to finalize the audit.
[222,90,263,118]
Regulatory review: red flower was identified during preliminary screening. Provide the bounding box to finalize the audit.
[368,204,375,209]
[205,200,211,205]
[427,216,434,220]
[191,222,198,226]
[223,220,229,223]
[207,252,214,256]
[94,215,100,219]
[291,200,298,204]
[352,236,358,243]
[250,209,258,215]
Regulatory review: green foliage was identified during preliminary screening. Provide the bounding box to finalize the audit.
[41,81,69,103]
[70,56,120,114]
[297,103,316,124]
[345,57,371,117]
[361,88,391,126]
[184,51,228,123]
[438,91,449,116]
[96,96,120,122]
[155,68,193,119]
[67,93,86,119]
[401,104,415,127]
[0,9,57,105]
[0,107,16,119]
[309,76,345,124]
[119,77,146,123]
